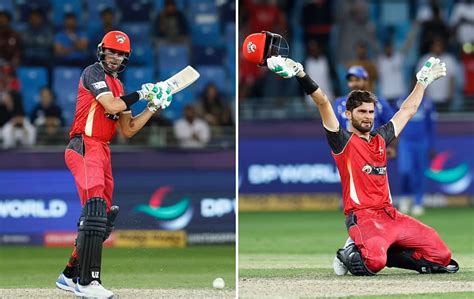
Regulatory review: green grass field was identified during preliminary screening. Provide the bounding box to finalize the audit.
[0,246,235,290]
[239,208,474,298]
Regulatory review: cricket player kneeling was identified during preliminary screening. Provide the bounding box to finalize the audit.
[244,31,460,277]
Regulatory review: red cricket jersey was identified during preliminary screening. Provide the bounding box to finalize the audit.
[69,63,125,142]
[326,121,396,215]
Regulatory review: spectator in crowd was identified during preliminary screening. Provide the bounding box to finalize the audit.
[0,91,36,148]
[0,63,32,148]
[418,1,449,56]
[348,41,378,92]
[198,83,233,127]
[239,0,285,102]
[300,0,333,47]
[417,37,457,111]
[449,0,474,46]
[218,0,236,27]
[0,10,22,67]
[154,0,188,44]
[334,0,378,65]
[253,68,301,102]
[20,9,53,67]
[238,38,266,102]
[376,25,417,106]
[174,104,211,148]
[396,91,436,217]
[377,41,406,106]
[0,62,21,139]
[460,47,474,102]
[304,40,334,103]
[416,0,448,22]
[89,8,117,55]
[54,13,90,66]
[146,113,173,147]
[0,62,20,93]
[244,0,287,34]
[30,87,65,145]
[450,0,474,103]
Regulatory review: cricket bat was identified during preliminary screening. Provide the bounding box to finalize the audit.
[164,65,200,94]
[131,66,200,118]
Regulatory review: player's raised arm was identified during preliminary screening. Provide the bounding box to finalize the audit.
[96,82,165,115]
[118,82,173,138]
[391,57,446,137]
[267,56,339,131]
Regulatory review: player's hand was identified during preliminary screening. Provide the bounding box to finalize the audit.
[138,83,159,101]
[416,57,446,87]
[147,82,173,112]
[267,56,303,79]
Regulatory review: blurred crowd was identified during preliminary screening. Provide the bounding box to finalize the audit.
[239,0,474,115]
[0,0,235,149]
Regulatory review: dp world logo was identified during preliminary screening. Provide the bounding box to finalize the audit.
[134,186,193,230]
[425,151,472,194]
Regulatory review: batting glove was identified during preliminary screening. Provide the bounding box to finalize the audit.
[267,56,303,79]
[138,83,159,101]
[147,82,173,112]
[416,57,446,87]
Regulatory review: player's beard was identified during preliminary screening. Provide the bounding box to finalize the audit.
[352,118,372,133]
[106,60,120,71]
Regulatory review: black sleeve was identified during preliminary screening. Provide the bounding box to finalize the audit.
[374,121,396,145]
[325,126,352,154]
[118,80,132,112]
[82,64,111,98]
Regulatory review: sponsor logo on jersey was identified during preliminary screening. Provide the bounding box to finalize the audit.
[362,164,386,176]
[91,81,107,90]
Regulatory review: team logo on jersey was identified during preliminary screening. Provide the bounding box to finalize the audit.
[362,164,386,176]
[379,146,384,155]
[247,42,256,53]
[116,34,126,44]
[362,164,372,174]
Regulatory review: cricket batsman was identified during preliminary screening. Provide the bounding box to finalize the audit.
[243,31,459,276]
[55,31,173,298]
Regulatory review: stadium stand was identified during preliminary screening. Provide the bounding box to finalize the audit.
[17,67,49,115]
[1,0,235,148]
[239,0,473,119]
[52,67,82,126]
[123,66,155,93]
[51,0,83,27]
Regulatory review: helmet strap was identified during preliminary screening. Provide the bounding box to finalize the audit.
[97,46,130,75]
